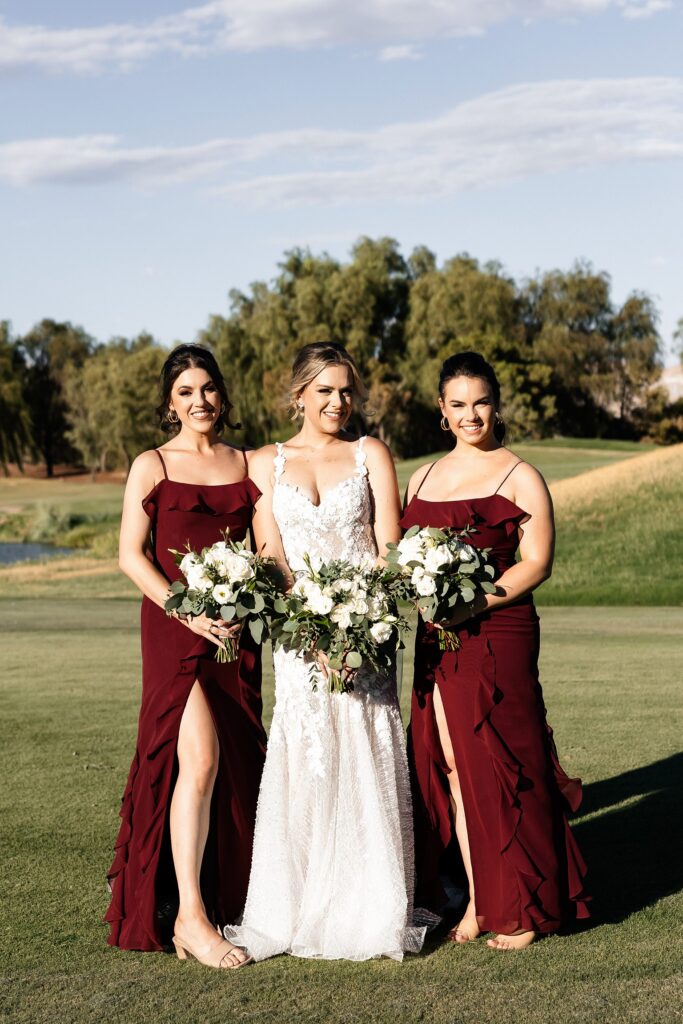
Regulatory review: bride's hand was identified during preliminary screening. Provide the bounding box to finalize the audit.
[315,649,358,686]
[177,611,242,649]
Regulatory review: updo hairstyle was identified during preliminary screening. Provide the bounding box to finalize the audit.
[156,344,240,435]
[289,342,368,420]
[438,351,506,443]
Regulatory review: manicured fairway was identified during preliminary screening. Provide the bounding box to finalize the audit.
[2,602,681,1024]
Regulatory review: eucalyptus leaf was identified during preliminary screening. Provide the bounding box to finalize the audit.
[248,618,264,644]
[346,650,363,669]
[220,605,236,621]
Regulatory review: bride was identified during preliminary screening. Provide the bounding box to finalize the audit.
[224,342,427,961]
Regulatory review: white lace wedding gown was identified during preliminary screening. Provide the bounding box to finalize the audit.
[224,437,427,961]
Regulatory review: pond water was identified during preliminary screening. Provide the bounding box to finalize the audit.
[0,542,75,565]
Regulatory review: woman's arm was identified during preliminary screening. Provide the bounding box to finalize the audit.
[248,446,294,590]
[118,452,172,609]
[364,437,402,559]
[443,462,554,625]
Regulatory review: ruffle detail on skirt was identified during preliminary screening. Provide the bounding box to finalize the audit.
[471,634,590,934]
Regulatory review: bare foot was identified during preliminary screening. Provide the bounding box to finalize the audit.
[447,902,481,944]
[174,914,250,968]
[486,929,536,951]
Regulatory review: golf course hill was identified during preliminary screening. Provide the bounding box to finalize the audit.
[540,443,683,606]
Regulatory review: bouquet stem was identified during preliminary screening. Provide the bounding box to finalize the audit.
[437,629,461,653]
[215,636,239,663]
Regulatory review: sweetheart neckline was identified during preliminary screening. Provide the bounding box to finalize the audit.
[275,474,364,510]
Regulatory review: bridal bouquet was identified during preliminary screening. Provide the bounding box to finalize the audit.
[164,533,279,662]
[271,555,408,694]
[385,525,496,651]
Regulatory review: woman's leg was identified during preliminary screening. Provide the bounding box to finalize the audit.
[171,680,247,966]
[433,683,479,942]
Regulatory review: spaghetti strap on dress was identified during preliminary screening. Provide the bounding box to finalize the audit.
[105,462,266,952]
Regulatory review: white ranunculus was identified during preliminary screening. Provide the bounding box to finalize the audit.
[334,579,354,594]
[330,603,353,629]
[186,564,213,592]
[352,596,369,615]
[212,583,234,604]
[370,620,393,644]
[415,573,437,597]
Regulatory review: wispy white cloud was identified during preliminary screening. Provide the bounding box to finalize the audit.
[378,44,422,62]
[0,1,674,75]
[1,77,681,204]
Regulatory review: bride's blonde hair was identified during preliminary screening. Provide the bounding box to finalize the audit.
[289,342,368,420]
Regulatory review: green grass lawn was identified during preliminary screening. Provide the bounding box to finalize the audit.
[2,602,681,1024]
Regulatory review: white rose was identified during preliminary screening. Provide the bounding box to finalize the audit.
[224,550,255,582]
[306,587,334,616]
[334,579,354,594]
[180,552,200,577]
[370,621,393,644]
[458,542,478,563]
[411,566,427,587]
[397,538,424,566]
[212,583,233,604]
[204,541,228,569]
[415,574,437,597]
[352,596,369,615]
[186,564,213,592]
[424,544,455,573]
[330,603,353,629]
[367,595,388,620]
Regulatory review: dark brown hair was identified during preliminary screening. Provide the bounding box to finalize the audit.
[156,344,239,435]
[438,351,505,443]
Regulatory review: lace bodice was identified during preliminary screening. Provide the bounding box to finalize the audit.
[271,436,377,573]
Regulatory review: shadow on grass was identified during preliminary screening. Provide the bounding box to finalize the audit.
[574,752,683,924]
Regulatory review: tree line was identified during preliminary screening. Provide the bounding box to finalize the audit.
[2,237,681,476]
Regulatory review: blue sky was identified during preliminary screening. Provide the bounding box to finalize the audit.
[1,1,681,361]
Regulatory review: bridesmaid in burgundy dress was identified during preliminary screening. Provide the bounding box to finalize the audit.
[105,344,266,968]
[401,352,589,950]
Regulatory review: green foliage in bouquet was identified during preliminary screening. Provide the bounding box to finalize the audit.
[164,532,281,661]
[270,555,408,694]
[385,524,497,650]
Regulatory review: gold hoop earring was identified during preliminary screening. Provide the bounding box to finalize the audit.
[167,408,179,424]
[440,416,451,432]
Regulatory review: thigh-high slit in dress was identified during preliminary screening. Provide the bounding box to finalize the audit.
[105,449,267,951]
[401,477,590,936]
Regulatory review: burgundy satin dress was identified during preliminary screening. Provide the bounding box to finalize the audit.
[105,449,267,951]
[401,466,590,936]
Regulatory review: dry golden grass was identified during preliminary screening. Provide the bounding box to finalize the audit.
[550,443,683,509]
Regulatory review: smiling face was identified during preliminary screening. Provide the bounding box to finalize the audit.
[439,374,498,449]
[169,367,222,436]
[298,364,354,436]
